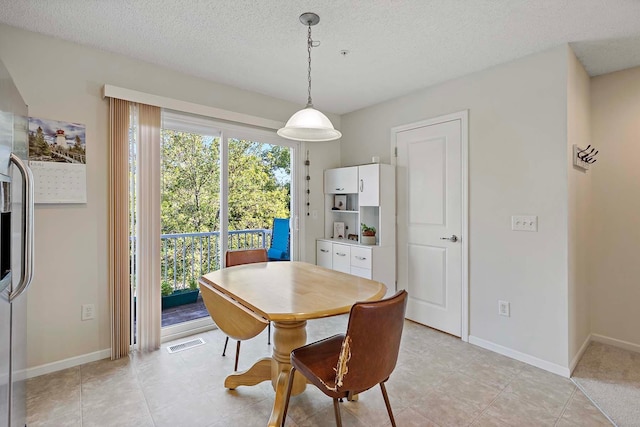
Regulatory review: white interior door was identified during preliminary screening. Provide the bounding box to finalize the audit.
[394,112,467,337]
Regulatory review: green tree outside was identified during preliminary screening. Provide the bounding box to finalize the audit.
[159,130,290,286]
[160,131,290,234]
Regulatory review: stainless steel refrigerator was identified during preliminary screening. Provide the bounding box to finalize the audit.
[0,59,34,427]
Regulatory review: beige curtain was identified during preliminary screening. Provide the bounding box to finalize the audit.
[109,99,162,357]
[136,104,162,351]
[108,98,131,359]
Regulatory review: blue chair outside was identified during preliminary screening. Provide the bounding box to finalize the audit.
[268,218,290,261]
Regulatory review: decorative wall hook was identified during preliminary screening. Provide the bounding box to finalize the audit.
[573,144,598,171]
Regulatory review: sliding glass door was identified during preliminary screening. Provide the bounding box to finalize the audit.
[159,122,221,334]
[227,138,290,252]
[156,111,296,338]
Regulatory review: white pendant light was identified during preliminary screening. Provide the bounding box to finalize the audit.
[278,13,341,142]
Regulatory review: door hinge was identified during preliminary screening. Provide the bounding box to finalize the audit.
[394,147,398,157]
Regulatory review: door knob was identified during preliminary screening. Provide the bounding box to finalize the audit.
[440,235,458,242]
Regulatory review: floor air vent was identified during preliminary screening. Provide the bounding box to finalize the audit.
[167,337,206,354]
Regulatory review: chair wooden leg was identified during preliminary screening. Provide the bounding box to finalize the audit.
[267,322,271,345]
[222,336,229,356]
[281,367,296,427]
[234,341,241,371]
[333,398,343,427]
[380,382,396,427]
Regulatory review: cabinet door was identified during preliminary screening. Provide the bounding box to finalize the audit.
[324,167,358,194]
[316,240,332,269]
[332,244,351,273]
[358,164,379,206]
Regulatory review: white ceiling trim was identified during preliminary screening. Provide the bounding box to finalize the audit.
[102,84,284,131]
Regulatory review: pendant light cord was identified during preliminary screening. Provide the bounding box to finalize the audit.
[307,23,313,108]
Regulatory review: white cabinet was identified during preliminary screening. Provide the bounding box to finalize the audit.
[358,164,380,206]
[316,240,332,269]
[318,163,396,291]
[316,238,394,290]
[350,266,372,279]
[324,166,358,194]
[323,164,395,245]
[332,244,351,273]
[350,246,371,270]
[350,246,372,279]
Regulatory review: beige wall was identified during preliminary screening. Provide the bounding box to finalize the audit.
[341,46,571,369]
[5,18,637,374]
[590,67,640,347]
[0,23,340,368]
[566,48,592,367]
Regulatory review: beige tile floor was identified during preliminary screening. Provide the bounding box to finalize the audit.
[26,316,612,427]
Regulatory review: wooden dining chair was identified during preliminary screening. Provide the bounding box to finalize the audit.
[281,290,408,427]
[199,280,269,372]
[221,248,270,371]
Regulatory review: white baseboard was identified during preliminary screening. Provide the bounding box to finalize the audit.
[469,335,571,378]
[26,348,111,379]
[591,333,640,354]
[570,334,592,375]
[25,320,218,379]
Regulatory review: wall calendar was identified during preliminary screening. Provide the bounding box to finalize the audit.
[28,161,87,204]
[27,116,87,204]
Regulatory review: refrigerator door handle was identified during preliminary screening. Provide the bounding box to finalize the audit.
[9,153,34,302]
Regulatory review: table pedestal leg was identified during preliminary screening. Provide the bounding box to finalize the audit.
[267,320,307,427]
[224,357,271,389]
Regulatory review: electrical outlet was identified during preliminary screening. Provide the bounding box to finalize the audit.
[498,300,510,317]
[511,215,538,232]
[81,304,95,321]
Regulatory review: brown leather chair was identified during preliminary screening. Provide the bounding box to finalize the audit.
[281,290,408,427]
[222,248,269,370]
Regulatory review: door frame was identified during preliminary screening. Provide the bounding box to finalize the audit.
[390,110,469,341]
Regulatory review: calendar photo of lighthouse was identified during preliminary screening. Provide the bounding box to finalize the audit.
[27,116,87,204]
[28,117,86,164]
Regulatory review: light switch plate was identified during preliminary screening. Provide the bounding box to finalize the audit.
[498,300,510,317]
[512,215,537,232]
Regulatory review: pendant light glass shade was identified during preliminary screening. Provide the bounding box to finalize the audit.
[278,12,341,142]
[277,106,342,142]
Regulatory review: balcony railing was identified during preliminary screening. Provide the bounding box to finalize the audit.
[159,229,272,292]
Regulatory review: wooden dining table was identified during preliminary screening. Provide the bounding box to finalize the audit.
[198,261,387,427]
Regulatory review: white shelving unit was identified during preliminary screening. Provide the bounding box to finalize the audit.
[317,164,396,291]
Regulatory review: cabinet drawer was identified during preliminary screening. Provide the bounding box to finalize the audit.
[350,266,372,279]
[332,244,351,273]
[350,247,372,269]
[316,241,332,269]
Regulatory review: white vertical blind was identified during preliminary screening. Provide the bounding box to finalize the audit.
[136,103,162,351]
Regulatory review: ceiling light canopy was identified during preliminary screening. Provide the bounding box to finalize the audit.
[278,13,341,143]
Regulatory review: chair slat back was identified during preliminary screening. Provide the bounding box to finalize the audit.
[226,248,268,267]
[335,290,408,393]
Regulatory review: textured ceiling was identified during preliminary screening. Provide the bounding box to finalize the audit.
[1,0,640,115]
